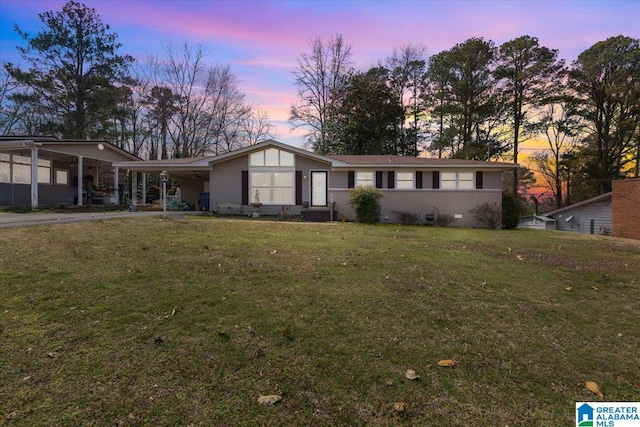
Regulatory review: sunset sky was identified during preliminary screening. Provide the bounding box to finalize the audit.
[1,0,639,151]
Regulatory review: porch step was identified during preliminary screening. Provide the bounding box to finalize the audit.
[301,209,332,222]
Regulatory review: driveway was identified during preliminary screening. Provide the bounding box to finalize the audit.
[0,210,197,228]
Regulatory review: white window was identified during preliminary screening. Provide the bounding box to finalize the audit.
[249,148,296,204]
[0,153,9,183]
[441,171,474,189]
[12,155,31,184]
[37,159,51,184]
[356,172,374,187]
[250,148,295,167]
[55,169,69,185]
[250,172,294,204]
[396,172,414,189]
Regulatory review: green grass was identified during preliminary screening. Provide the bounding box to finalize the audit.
[1,218,639,426]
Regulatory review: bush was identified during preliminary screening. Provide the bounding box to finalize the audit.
[349,186,382,224]
[470,202,502,229]
[502,191,525,230]
[392,210,419,225]
[434,213,454,227]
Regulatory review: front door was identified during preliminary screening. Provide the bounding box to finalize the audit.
[311,171,327,207]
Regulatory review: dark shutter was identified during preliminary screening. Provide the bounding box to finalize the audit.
[432,171,440,189]
[416,171,423,189]
[295,170,303,205]
[476,171,483,189]
[375,171,383,188]
[241,170,249,205]
[387,171,395,189]
[347,171,355,188]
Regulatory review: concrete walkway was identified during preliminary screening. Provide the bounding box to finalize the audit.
[0,210,196,228]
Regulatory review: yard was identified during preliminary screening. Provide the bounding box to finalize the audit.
[1,217,639,425]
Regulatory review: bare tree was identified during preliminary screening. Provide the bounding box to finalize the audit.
[0,70,23,134]
[148,42,253,158]
[290,35,353,153]
[243,108,275,146]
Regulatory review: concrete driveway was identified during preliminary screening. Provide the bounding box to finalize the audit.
[0,210,196,228]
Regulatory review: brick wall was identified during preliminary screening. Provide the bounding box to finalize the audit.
[612,179,640,240]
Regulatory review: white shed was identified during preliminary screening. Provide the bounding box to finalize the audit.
[546,192,612,235]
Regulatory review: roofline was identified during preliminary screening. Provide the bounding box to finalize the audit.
[546,192,613,216]
[208,140,333,165]
[329,163,516,169]
[0,137,141,161]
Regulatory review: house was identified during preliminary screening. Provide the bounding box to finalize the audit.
[518,215,556,230]
[0,136,141,209]
[612,178,640,240]
[546,192,613,235]
[114,140,516,227]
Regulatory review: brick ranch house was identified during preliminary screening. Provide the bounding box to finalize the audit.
[115,140,517,227]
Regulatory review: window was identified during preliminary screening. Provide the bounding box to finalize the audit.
[0,153,9,183]
[249,148,296,204]
[250,148,295,167]
[55,169,69,185]
[396,172,414,189]
[250,172,294,204]
[37,159,51,184]
[356,172,374,187]
[12,155,31,184]
[441,171,475,189]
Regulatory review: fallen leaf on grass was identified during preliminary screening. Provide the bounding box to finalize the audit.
[586,381,604,397]
[565,287,572,291]
[257,395,282,405]
[516,255,523,261]
[171,307,177,316]
[393,402,405,412]
[405,368,419,380]
[591,286,599,291]
[438,359,456,367]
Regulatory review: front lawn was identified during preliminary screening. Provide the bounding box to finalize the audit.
[1,218,638,425]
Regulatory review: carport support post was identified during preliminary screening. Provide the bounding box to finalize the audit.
[114,166,119,204]
[77,156,83,206]
[142,173,147,206]
[30,146,39,210]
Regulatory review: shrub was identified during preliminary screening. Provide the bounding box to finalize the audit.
[435,213,454,227]
[349,186,382,224]
[502,192,525,230]
[392,210,419,225]
[471,202,502,229]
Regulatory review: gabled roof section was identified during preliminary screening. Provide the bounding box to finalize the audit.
[328,154,517,169]
[546,192,613,216]
[207,139,333,166]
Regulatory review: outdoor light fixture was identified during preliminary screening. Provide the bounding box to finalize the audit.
[160,170,169,217]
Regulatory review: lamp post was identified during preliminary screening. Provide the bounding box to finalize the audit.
[160,170,169,218]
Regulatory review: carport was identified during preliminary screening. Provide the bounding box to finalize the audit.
[0,136,141,209]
